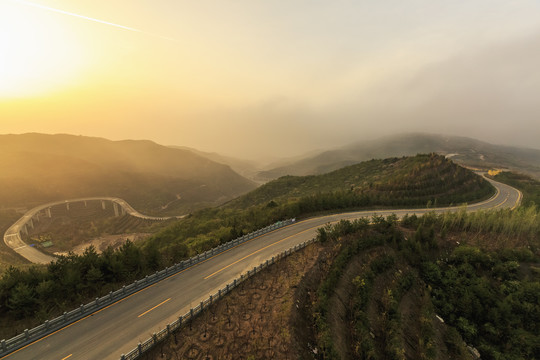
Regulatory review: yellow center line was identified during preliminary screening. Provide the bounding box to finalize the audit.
[204,226,319,280]
[138,298,171,318]
[470,185,501,207]
[494,195,509,209]
[511,190,523,210]
[61,355,72,360]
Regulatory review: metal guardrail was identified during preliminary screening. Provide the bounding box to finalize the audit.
[0,219,296,357]
[120,236,317,360]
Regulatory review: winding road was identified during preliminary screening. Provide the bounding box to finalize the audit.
[1,176,522,360]
[3,197,182,264]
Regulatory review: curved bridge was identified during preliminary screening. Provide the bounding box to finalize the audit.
[3,197,182,264]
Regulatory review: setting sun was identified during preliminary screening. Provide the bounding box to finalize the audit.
[0,1,88,98]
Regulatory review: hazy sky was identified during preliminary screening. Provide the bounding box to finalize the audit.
[1,0,540,159]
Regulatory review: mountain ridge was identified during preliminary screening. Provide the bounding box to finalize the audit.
[0,133,256,214]
[255,133,540,181]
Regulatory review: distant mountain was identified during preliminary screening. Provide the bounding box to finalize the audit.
[0,134,256,214]
[169,146,261,181]
[255,133,540,181]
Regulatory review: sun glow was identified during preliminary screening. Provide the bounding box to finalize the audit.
[0,1,89,98]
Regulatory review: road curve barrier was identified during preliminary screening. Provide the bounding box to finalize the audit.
[0,219,296,358]
[120,236,316,360]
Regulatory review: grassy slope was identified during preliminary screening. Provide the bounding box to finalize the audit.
[491,171,540,207]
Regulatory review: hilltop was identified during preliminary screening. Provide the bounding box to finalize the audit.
[0,133,256,215]
[232,153,493,210]
[145,154,493,261]
[256,133,540,181]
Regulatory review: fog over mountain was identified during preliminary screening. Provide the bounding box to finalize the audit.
[2,1,539,160]
[254,133,540,181]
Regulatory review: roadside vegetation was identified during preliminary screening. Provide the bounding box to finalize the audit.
[144,154,493,259]
[490,171,540,207]
[146,209,539,360]
[304,211,539,359]
[0,154,494,340]
[146,242,324,360]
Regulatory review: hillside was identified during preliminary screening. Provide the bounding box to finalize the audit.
[142,154,493,267]
[148,209,540,360]
[256,133,540,181]
[0,134,256,215]
[233,153,493,210]
[298,209,540,359]
[169,145,261,181]
[0,154,494,338]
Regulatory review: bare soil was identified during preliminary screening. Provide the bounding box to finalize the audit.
[147,242,325,360]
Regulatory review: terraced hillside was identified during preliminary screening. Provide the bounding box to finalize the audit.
[297,211,540,360]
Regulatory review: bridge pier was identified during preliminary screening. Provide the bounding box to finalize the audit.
[47,207,52,218]
[22,224,28,235]
[101,200,106,210]
[66,202,70,211]
[113,202,120,217]
[29,218,34,229]
[84,200,87,207]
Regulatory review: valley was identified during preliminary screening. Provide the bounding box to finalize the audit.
[0,164,523,359]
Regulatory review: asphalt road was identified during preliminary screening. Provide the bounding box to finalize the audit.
[2,177,521,360]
